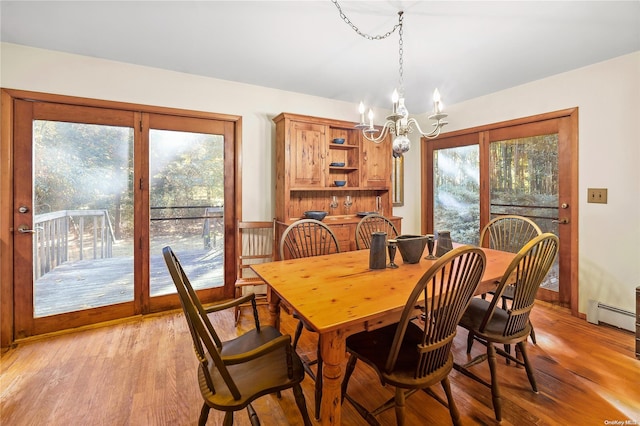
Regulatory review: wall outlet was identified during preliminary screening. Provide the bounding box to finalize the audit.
[587,188,608,204]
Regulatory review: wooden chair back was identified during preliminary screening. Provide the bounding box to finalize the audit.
[355,214,399,249]
[477,233,559,337]
[386,246,486,377]
[279,219,340,260]
[164,246,312,425]
[234,220,275,322]
[236,220,275,284]
[162,246,241,398]
[480,215,542,254]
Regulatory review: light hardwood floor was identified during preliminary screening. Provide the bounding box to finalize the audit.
[1,301,639,425]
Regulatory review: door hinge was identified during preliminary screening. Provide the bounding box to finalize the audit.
[139,178,143,190]
[139,120,143,132]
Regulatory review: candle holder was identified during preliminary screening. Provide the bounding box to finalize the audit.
[387,239,398,269]
[424,234,437,260]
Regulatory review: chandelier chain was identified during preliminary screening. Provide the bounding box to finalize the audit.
[398,12,404,93]
[331,0,401,41]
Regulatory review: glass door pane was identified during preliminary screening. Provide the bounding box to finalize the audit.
[33,120,134,317]
[489,134,559,291]
[149,129,225,296]
[433,145,480,244]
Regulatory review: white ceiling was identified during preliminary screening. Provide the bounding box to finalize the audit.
[1,1,639,113]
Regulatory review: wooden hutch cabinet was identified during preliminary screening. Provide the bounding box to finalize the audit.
[274,112,401,255]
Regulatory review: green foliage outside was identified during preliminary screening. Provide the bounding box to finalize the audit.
[433,135,559,245]
[34,120,133,215]
[34,121,224,241]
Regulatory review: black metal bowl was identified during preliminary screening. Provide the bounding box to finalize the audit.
[396,235,428,264]
[304,210,328,221]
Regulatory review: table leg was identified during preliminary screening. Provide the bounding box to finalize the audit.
[266,287,281,330]
[319,329,346,425]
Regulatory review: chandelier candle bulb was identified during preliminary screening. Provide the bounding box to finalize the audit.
[392,89,399,113]
[359,101,365,125]
[433,88,441,113]
[397,98,408,118]
[433,88,441,102]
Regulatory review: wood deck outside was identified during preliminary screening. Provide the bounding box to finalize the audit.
[34,248,224,317]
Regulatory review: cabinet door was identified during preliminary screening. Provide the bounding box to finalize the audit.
[362,136,391,188]
[328,222,355,252]
[290,121,326,188]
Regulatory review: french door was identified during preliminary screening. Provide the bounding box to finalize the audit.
[10,96,237,339]
[422,109,578,312]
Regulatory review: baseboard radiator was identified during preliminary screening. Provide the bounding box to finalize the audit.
[586,299,635,332]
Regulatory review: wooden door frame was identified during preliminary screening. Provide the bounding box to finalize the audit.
[0,88,243,348]
[421,108,579,317]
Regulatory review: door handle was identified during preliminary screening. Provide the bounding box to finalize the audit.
[552,218,569,224]
[17,225,42,233]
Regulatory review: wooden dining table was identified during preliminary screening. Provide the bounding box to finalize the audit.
[251,244,515,425]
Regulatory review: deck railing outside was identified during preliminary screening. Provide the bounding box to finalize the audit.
[33,210,116,280]
[33,206,224,282]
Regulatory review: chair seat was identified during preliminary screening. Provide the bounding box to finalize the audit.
[487,284,515,299]
[234,278,267,298]
[347,322,453,389]
[234,279,268,324]
[235,276,267,286]
[221,325,281,356]
[202,341,306,411]
[460,298,532,344]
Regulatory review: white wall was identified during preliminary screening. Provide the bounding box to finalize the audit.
[0,42,393,222]
[2,42,639,316]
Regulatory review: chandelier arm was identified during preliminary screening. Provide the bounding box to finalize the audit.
[362,121,394,144]
[406,118,446,139]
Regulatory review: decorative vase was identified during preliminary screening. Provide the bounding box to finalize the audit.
[369,232,387,270]
[435,230,453,257]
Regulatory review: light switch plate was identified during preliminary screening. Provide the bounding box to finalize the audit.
[587,188,607,204]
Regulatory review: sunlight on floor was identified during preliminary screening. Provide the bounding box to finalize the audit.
[599,390,640,422]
